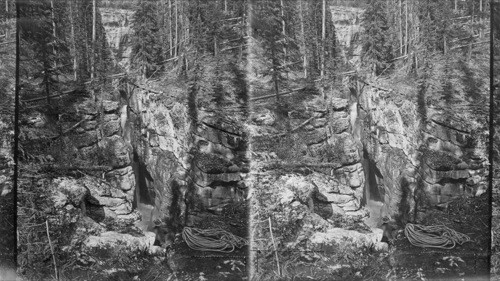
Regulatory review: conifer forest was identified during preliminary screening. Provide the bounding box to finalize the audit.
[0,0,500,280]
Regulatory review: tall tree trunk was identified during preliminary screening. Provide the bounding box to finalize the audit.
[69,0,77,80]
[179,0,183,57]
[280,0,286,72]
[224,0,227,13]
[169,0,173,57]
[271,41,280,105]
[4,0,8,40]
[443,33,447,55]
[454,0,457,11]
[321,0,326,78]
[161,0,165,60]
[50,0,57,69]
[44,53,51,105]
[299,0,307,78]
[174,0,178,57]
[91,0,96,80]
[405,0,408,56]
[479,0,483,38]
[214,36,217,56]
[399,0,403,55]
[413,2,419,75]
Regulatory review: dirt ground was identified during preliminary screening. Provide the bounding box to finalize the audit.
[0,191,16,271]
[389,194,490,280]
[138,201,249,281]
[250,194,490,281]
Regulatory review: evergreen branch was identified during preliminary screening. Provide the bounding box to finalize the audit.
[276,117,315,137]
[249,87,304,102]
[40,165,113,171]
[20,89,77,103]
[50,118,88,140]
[0,40,14,46]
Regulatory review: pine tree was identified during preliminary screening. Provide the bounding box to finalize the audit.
[19,0,61,103]
[360,0,394,76]
[131,0,164,78]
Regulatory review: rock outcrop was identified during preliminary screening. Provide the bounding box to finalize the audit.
[330,6,363,67]
[127,86,191,228]
[100,8,134,71]
[359,83,488,222]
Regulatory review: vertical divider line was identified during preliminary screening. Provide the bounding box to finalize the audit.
[14,0,20,269]
[489,0,495,274]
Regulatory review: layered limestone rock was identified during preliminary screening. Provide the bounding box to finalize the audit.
[188,109,249,219]
[249,87,374,256]
[64,97,138,222]
[127,87,191,227]
[359,85,488,222]
[100,8,134,71]
[50,176,140,225]
[329,6,363,67]
[250,172,386,260]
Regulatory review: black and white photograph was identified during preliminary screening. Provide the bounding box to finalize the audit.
[0,0,499,280]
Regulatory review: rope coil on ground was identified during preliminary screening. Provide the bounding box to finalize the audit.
[182,227,248,253]
[404,223,471,249]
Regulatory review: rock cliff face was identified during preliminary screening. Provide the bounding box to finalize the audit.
[189,110,248,216]
[124,84,249,230]
[359,84,488,222]
[73,98,139,223]
[100,8,134,71]
[126,87,191,228]
[99,8,249,231]
[89,6,488,268]
[329,6,488,226]
[330,6,363,67]
[250,6,488,266]
[329,5,488,225]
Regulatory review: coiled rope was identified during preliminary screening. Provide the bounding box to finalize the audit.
[404,223,471,249]
[182,227,248,253]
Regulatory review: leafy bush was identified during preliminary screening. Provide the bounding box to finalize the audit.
[18,177,79,280]
[274,133,307,161]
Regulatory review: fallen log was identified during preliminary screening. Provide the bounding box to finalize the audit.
[40,165,113,171]
[276,117,315,137]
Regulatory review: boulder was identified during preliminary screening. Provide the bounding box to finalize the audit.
[82,231,156,258]
[308,228,385,251]
[105,166,136,192]
[72,131,98,148]
[81,176,133,208]
[103,135,131,167]
[103,114,120,137]
[330,98,349,111]
[52,178,90,208]
[303,129,328,145]
[312,118,328,128]
[76,100,98,116]
[283,175,315,204]
[329,112,350,134]
[81,120,98,131]
[305,97,328,113]
[330,133,360,165]
[102,101,120,113]
[252,108,276,126]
